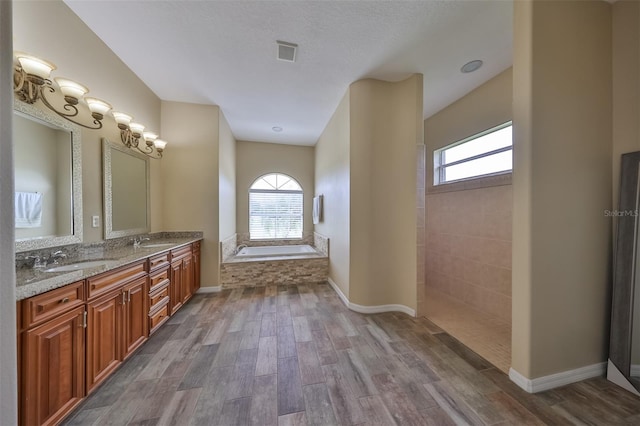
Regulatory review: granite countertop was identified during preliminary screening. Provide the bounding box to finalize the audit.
[16,236,201,301]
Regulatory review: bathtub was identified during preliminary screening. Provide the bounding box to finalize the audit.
[236,244,317,258]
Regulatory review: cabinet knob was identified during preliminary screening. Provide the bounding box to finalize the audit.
[60,297,69,304]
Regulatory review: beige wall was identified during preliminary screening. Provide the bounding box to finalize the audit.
[12,1,163,241]
[236,140,315,237]
[425,69,513,188]
[512,0,612,379]
[315,92,351,295]
[613,0,640,367]
[613,1,640,229]
[315,75,422,310]
[349,75,421,310]
[219,110,236,241]
[424,69,512,323]
[161,101,220,287]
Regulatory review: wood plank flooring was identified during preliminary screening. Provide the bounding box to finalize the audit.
[63,283,640,425]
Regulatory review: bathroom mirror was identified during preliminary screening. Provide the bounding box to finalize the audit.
[102,138,150,239]
[610,151,640,394]
[14,99,83,252]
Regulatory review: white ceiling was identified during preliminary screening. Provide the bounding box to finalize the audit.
[64,0,512,146]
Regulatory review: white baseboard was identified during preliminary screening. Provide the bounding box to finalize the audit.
[509,362,606,393]
[196,286,222,294]
[327,277,416,317]
[327,277,350,306]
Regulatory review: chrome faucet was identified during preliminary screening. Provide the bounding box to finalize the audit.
[49,250,67,264]
[25,250,67,269]
[25,255,46,269]
[133,236,150,248]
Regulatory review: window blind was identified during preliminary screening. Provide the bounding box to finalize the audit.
[249,190,303,239]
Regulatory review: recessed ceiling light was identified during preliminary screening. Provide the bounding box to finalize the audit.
[272,126,283,132]
[461,59,483,73]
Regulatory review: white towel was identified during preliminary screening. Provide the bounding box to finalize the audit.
[15,191,43,228]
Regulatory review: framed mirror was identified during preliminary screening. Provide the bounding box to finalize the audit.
[609,151,640,395]
[102,138,150,239]
[14,99,83,252]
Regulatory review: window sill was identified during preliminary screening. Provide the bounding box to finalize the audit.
[427,171,512,194]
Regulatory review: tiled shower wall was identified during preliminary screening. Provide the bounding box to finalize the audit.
[425,184,512,322]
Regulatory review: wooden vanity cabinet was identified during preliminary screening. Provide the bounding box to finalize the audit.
[20,282,86,426]
[17,240,201,425]
[182,254,195,304]
[86,289,121,392]
[86,261,148,393]
[169,246,193,315]
[148,252,171,335]
[122,276,149,358]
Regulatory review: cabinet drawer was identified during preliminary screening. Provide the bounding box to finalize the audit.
[22,281,85,329]
[149,268,170,294]
[171,245,191,261]
[149,284,170,311]
[149,252,170,272]
[87,261,147,299]
[149,303,170,335]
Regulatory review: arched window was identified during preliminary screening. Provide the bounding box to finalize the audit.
[249,173,303,240]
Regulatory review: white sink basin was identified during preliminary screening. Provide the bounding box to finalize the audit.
[44,260,119,273]
[140,242,176,248]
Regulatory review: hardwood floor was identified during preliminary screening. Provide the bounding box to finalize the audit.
[63,283,640,425]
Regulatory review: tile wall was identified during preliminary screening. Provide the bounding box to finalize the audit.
[425,184,512,322]
[220,257,328,287]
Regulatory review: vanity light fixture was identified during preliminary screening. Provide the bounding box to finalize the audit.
[13,52,110,129]
[114,113,166,158]
[13,52,168,158]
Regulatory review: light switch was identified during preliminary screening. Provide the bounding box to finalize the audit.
[92,215,100,228]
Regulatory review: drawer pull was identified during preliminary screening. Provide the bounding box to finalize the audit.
[60,297,70,304]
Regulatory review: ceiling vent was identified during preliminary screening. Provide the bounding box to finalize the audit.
[277,41,297,62]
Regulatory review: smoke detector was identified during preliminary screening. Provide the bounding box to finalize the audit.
[277,41,297,62]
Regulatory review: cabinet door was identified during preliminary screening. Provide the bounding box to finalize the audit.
[170,261,183,315]
[182,254,194,304]
[22,306,85,426]
[122,276,148,359]
[86,291,122,393]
